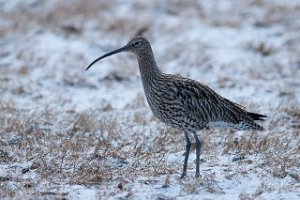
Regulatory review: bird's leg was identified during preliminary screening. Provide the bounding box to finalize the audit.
[193,131,201,178]
[181,131,191,179]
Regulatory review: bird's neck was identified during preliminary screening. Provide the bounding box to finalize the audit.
[137,48,162,85]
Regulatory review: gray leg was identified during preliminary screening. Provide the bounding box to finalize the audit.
[181,131,191,179]
[193,131,201,178]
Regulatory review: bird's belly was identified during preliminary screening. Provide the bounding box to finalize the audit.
[147,100,201,130]
[148,102,171,123]
[207,121,234,129]
[206,121,253,130]
[144,91,206,130]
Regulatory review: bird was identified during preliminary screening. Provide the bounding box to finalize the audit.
[86,36,266,178]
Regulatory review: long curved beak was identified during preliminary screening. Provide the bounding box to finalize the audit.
[86,46,128,71]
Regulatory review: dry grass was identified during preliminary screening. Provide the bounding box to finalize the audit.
[0,103,181,198]
[0,101,299,198]
[0,0,154,40]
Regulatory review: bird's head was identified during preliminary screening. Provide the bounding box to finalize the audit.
[86,37,150,71]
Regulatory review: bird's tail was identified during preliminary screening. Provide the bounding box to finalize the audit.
[247,112,267,121]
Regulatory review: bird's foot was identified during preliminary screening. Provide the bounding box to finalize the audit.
[180,172,186,179]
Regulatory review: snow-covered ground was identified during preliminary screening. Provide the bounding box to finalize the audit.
[0,0,300,199]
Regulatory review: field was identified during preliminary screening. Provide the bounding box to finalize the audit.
[0,0,300,199]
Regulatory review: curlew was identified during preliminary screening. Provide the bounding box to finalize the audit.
[86,37,266,178]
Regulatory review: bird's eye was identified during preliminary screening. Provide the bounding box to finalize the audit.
[133,41,140,46]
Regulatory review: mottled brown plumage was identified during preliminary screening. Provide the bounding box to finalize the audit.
[86,37,266,178]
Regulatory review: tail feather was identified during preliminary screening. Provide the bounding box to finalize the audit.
[247,112,267,121]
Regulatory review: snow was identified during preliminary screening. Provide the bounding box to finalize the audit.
[0,0,300,199]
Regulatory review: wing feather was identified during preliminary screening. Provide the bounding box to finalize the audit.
[170,78,247,125]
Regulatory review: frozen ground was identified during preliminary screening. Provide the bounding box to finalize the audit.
[0,0,300,199]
